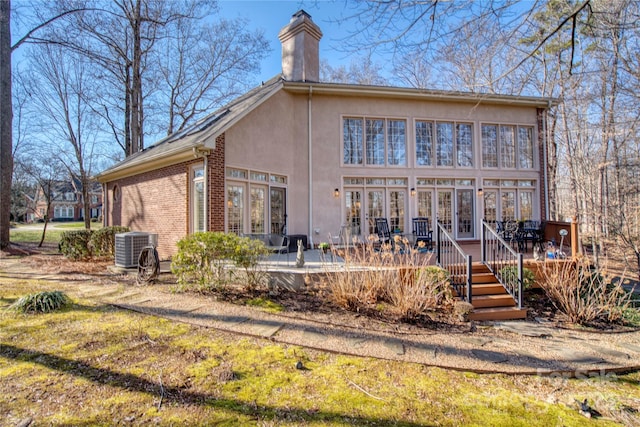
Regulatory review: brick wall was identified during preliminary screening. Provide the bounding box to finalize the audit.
[105,134,226,259]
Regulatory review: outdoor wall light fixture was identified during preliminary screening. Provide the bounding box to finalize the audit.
[477,188,483,197]
[334,188,340,198]
[410,188,416,197]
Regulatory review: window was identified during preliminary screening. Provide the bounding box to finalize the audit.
[192,166,205,232]
[227,185,244,234]
[387,120,406,165]
[343,118,363,164]
[482,124,535,169]
[436,122,453,166]
[344,117,407,166]
[416,121,472,168]
[250,186,266,233]
[415,121,433,166]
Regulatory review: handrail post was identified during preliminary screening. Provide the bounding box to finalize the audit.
[481,220,486,263]
[517,253,524,309]
[466,254,473,303]
[436,223,441,265]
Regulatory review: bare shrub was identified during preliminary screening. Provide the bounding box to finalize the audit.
[324,235,450,321]
[386,265,453,321]
[537,255,634,325]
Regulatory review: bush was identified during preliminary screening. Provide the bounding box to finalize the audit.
[324,235,451,321]
[90,226,130,257]
[9,291,71,314]
[538,256,634,325]
[499,266,536,290]
[171,232,269,292]
[59,230,93,260]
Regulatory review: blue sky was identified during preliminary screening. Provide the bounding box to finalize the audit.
[219,0,361,82]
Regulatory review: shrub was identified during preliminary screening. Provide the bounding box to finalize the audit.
[89,226,130,257]
[59,230,93,260]
[9,291,71,314]
[537,256,634,325]
[323,235,451,322]
[171,232,269,292]
[387,266,453,321]
[499,265,536,290]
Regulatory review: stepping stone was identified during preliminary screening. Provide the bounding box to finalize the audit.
[383,339,405,355]
[511,348,539,360]
[618,343,640,354]
[460,336,491,346]
[304,329,329,343]
[494,322,553,338]
[590,345,630,360]
[345,336,368,348]
[556,349,605,364]
[83,289,121,298]
[107,292,141,302]
[121,297,153,305]
[217,315,249,329]
[411,343,438,360]
[243,320,284,338]
[471,349,509,363]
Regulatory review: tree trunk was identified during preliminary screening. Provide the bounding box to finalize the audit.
[0,0,13,249]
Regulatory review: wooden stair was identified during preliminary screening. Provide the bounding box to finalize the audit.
[458,263,527,321]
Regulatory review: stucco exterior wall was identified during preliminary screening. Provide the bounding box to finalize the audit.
[224,88,545,245]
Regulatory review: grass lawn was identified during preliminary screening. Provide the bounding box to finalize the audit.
[9,222,102,247]
[1,276,638,426]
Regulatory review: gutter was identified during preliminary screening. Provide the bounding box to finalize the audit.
[308,85,313,247]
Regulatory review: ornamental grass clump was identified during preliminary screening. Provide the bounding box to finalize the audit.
[324,235,450,322]
[537,255,635,325]
[9,291,71,314]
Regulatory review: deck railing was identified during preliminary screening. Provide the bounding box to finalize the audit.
[436,221,472,303]
[481,220,523,309]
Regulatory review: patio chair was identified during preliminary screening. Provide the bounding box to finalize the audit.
[412,217,433,251]
[374,217,392,247]
[267,234,290,265]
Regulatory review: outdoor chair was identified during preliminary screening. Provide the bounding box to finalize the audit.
[374,217,392,247]
[412,217,433,251]
[244,233,289,265]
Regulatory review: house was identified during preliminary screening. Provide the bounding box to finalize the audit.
[27,177,103,222]
[96,10,555,260]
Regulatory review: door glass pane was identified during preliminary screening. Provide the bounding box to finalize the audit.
[389,191,405,233]
[250,186,266,233]
[501,190,516,221]
[270,188,286,234]
[457,189,474,238]
[345,190,362,236]
[438,191,453,232]
[227,185,244,234]
[367,190,385,235]
[417,190,432,219]
[483,191,497,224]
[519,191,533,220]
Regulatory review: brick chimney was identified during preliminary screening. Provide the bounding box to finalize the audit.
[278,10,323,82]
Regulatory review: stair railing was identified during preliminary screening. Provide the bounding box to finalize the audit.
[481,220,523,309]
[436,221,472,303]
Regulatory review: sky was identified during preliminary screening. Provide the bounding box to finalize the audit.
[218,0,364,83]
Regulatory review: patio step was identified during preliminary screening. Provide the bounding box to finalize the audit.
[472,272,498,284]
[471,294,516,308]
[471,283,506,295]
[469,306,528,321]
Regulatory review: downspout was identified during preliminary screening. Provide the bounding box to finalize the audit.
[102,183,108,227]
[308,86,314,248]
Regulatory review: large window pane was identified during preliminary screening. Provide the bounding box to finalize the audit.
[416,121,433,166]
[518,127,534,169]
[482,125,498,168]
[456,123,473,167]
[366,119,385,165]
[227,185,244,234]
[250,186,265,233]
[389,191,405,232]
[387,120,406,165]
[436,122,453,167]
[343,118,363,164]
[500,125,516,168]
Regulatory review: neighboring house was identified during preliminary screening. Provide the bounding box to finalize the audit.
[96,10,555,260]
[27,178,103,222]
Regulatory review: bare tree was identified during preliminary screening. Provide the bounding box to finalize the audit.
[25,44,102,229]
[320,56,388,85]
[158,16,270,134]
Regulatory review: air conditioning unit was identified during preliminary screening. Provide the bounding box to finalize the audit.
[115,232,158,268]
